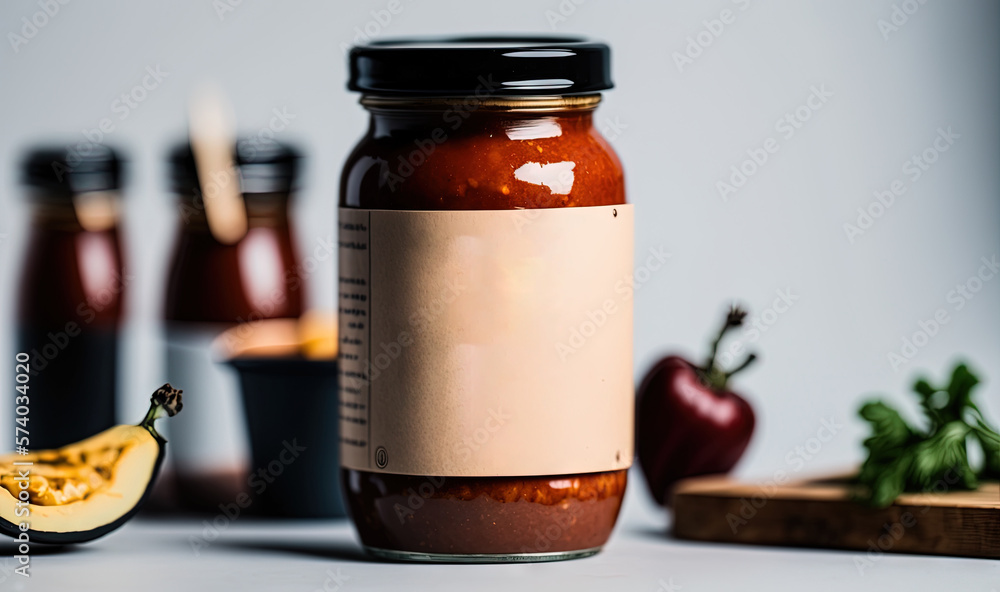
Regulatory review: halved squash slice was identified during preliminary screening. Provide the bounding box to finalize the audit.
[0,384,182,544]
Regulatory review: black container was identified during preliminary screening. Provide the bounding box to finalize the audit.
[228,357,344,518]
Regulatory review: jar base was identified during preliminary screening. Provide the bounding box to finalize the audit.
[363,546,603,564]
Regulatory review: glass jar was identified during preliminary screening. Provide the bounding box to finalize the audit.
[16,145,126,449]
[339,38,633,562]
[163,139,305,510]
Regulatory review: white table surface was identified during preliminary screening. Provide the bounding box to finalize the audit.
[1,470,997,592]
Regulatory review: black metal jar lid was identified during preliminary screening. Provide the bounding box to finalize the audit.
[348,36,613,97]
[21,144,124,194]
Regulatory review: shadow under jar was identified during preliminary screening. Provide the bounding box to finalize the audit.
[339,38,633,563]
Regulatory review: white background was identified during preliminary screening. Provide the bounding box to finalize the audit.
[0,0,997,530]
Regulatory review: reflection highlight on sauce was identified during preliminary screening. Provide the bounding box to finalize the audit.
[76,231,119,308]
[514,161,576,195]
[505,117,562,141]
[238,227,286,313]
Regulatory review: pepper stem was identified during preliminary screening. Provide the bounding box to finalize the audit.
[725,353,758,380]
[139,384,184,441]
[704,305,749,371]
[699,306,757,391]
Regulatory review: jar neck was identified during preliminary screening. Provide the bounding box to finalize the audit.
[28,190,121,233]
[361,94,601,137]
[174,189,292,230]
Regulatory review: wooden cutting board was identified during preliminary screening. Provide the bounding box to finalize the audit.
[671,475,1000,559]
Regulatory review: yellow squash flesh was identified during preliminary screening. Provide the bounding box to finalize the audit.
[0,424,159,537]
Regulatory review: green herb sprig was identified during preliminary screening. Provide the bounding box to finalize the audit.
[857,363,1000,507]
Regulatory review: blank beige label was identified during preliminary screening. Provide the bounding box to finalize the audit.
[338,205,634,477]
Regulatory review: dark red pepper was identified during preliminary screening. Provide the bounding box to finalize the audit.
[636,307,757,506]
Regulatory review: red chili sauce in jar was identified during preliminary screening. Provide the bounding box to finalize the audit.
[339,38,631,563]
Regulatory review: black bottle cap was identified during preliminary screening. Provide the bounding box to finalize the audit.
[348,36,613,97]
[21,144,124,194]
[168,139,301,195]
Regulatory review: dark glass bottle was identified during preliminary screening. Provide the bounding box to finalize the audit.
[16,146,126,449]
[163,140,305,510]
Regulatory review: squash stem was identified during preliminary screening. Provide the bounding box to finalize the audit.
[139,384,184,441]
